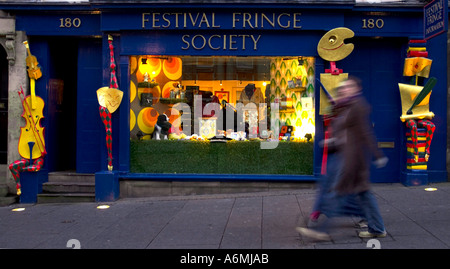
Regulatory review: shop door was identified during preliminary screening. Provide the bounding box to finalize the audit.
[340,37,405,182]
[0,46,7,164]
[45,38,78,172]
[76,39,103,173]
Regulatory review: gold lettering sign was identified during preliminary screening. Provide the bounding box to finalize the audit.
[142,12,302,29]
[141,12,301,51]
[181,34,261,51]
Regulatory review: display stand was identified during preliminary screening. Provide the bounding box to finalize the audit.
[401,170,428,186]
[19,169,47,203]
[95,170,120,202]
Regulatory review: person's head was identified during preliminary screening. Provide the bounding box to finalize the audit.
[337,76,362,99]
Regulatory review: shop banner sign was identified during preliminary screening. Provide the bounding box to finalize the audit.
[424,0,448,40]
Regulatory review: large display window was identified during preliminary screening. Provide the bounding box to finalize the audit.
[129,55,316,175]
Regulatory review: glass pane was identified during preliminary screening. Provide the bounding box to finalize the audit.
[129,55,315,175]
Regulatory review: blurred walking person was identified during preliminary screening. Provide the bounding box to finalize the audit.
[297,76,388,240]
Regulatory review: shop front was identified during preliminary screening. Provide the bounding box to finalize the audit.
[3,1,448,201]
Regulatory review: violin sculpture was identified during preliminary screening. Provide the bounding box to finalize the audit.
[8,41,46,196]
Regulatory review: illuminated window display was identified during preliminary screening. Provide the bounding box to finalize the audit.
[129,56,315,142]
[129,55,315,175]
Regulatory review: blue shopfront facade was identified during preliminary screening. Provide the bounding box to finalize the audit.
[3,1,448,201]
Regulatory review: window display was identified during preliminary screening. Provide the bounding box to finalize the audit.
[129,55,315,175]
[130,56,315,141]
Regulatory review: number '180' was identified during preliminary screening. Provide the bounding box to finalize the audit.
[362,18,384,29]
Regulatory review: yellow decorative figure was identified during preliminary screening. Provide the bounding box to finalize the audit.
[318,73,348,115]
[403,58,432,78]
[96,87,123,114]
[97,35,123,171]
[317,27,355,62]
[317,27,355,175]
[399,40,436,169]
[398,83,434,122]
[317,27,355,115]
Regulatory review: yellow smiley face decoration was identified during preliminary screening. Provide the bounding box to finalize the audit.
[317,27,355,62]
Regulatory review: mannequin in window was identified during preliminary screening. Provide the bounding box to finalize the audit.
[202,91,220,118]
[238,83,265,137]
[239,83,264,105]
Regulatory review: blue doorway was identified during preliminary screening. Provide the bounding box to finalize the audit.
[340,37,405,182]
[76,39,103,173]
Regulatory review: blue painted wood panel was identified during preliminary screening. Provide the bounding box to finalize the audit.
[76,39,103,173]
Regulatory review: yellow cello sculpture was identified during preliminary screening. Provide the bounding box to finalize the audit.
[8,41,45,196]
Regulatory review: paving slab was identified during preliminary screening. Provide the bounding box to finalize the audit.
[220,196,263,249]
[147,198,234,248]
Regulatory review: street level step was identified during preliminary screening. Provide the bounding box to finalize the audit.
[37,193,95,203]
[0,195,19,206]
[38,172,96,203]
[47,172,95,183]
[42,182,95,193]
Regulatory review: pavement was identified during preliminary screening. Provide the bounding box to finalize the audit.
[1,182,450,250]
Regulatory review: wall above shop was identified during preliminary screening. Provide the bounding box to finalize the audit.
[0,0,430,7]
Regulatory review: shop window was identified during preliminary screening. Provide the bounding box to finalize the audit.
[129,56,315,175]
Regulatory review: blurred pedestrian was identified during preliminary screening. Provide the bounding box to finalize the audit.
[308,123,366,228]
[297,76,388,240]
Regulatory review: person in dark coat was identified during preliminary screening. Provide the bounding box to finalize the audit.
[297,76,388,240]
[331,77,385,195]
[331,76,388,238]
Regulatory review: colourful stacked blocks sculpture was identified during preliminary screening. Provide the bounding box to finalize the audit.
[406,128,428,170]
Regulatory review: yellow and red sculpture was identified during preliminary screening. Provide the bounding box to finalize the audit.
[398,40,436,169]
[97,35,123,171]
[317,27,355,174]
[9,41,46,196]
